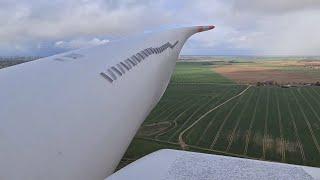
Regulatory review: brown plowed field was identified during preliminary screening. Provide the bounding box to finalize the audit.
[214,61,320,84]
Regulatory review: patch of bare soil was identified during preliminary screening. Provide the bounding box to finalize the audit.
[215,64,315,84]
[253,133,299,155]
[300,60,320,69]
[137,122,171,137]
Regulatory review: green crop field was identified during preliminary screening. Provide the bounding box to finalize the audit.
[118,61,320,170]
[170,62,234,84]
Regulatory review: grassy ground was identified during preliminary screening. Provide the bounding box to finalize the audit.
[118,61,320,170]
[184,86,320,166]
[171,62,234,84]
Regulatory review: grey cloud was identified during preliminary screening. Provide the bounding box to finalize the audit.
[54,38,110,49]
[1,0,320,56]
[0,0,173,44]
[234,0,320,14]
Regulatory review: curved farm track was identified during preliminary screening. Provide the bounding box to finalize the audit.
[178,85,252,149]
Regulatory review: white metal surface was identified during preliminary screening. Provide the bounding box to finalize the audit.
[0,26,214,180]
[107,149,320,180]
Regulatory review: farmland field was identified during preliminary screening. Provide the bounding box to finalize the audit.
[119,59,320,169]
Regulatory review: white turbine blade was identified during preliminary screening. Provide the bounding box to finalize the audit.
[0,26,214,180]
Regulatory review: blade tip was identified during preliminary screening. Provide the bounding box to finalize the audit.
[197,25,215,32]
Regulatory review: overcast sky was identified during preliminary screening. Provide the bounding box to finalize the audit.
[1,0,320,56]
